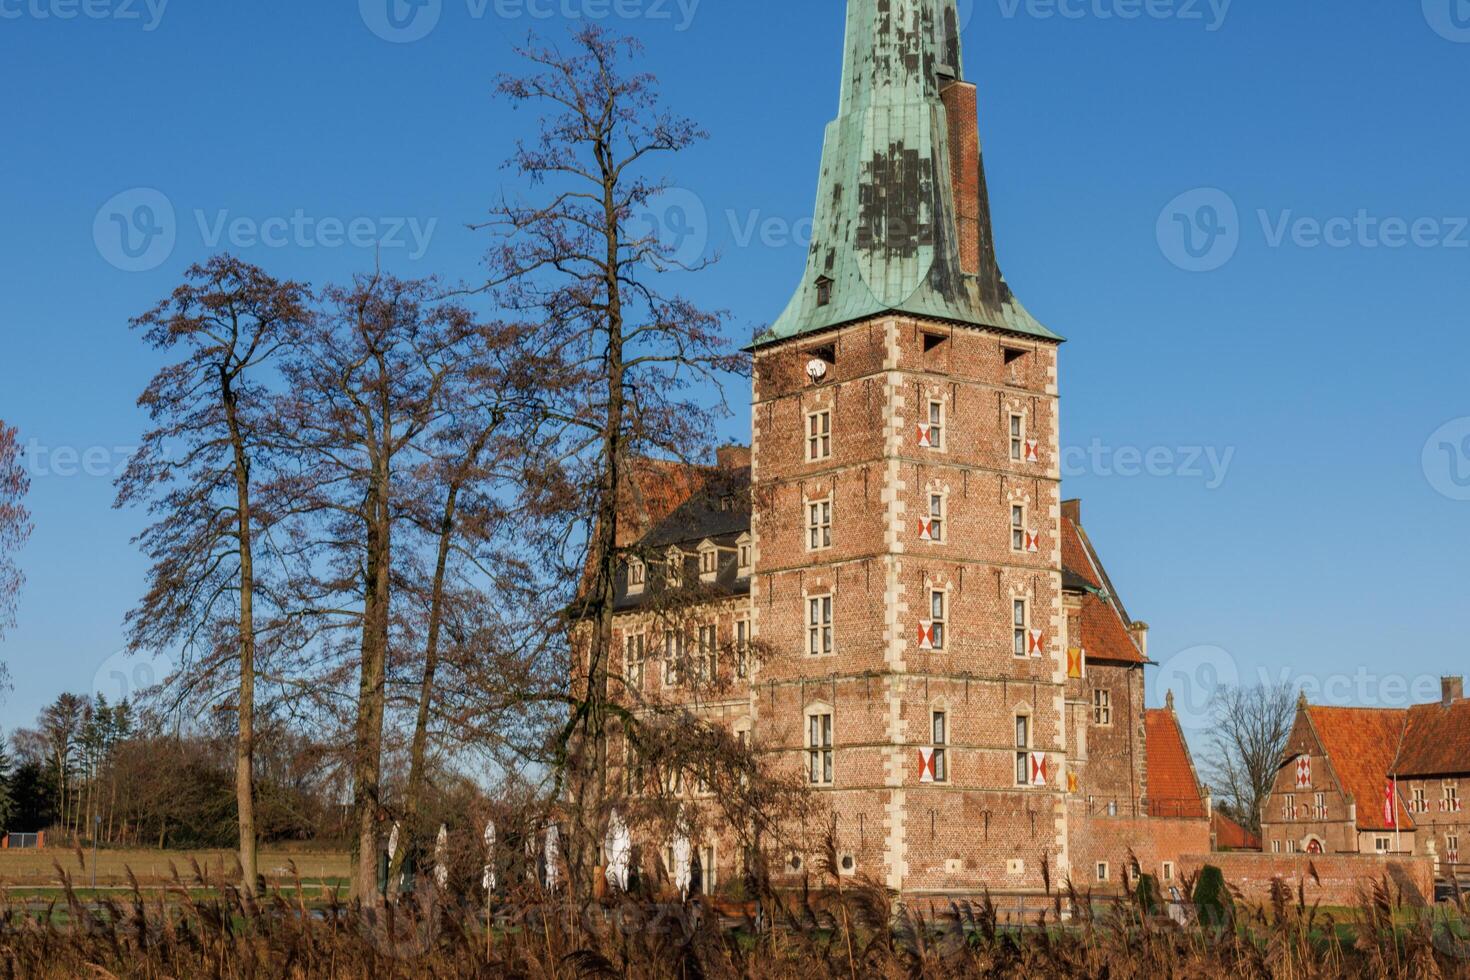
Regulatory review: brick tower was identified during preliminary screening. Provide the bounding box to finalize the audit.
[748,0,1069,894]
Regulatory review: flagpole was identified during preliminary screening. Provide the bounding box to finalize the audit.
[1394,776,1401,853]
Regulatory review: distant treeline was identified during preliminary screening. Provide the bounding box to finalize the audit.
[4,693,348,848]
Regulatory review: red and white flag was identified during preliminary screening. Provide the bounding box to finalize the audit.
[918,748,937,784]
[1295,756,1311,789]
[1030,753,1049,787]
[1383,780,1398,828]
[917,622,936,650]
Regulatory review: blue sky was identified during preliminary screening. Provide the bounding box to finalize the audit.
[2,0,1468,744]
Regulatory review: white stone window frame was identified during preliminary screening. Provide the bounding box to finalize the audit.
[1009,412,1026,462]
[806,408,832,462]
[662,628,684,686]
[1013,709,1033,787]
[929,705,950,784]
[625,631,646,692]
[734,615,751,679]
[928,585,949,650]
[697,540,719,583]
[924,398,946,452]
[627,556,646,595]
[806,702,835,787]
[924,488,947,544]
[1092,688,1112,727]
[806,494,833,552]
[736,532,753,577]
[806,592,834,657]
[697,621,718,681]
[1096,861,1110,883]
[1012,596,1030,658]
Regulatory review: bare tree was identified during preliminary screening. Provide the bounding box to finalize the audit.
[1204,683,1297,831]
[116,255,311,895]
[481,25,744,895]
[276,272,478,901]
[387,323,540,898]
[0,420,31,642]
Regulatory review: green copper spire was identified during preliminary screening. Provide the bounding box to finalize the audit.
[758,0,1059,347]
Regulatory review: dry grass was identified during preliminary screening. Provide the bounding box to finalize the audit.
[0,845,1465,979]
[0,846,347,889]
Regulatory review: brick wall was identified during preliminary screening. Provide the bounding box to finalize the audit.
[752,315,1066,894]
[1180,852,1436,907]
[1071,809,1211,893]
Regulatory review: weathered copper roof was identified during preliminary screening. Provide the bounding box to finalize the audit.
[759,0,1060,347]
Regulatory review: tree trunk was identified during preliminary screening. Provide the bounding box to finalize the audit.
[224,371,259,898]
[390,474,464,900]
[351,464,392,902]
[569,156,626,896]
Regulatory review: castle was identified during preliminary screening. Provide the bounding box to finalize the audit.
[602,0,1211,900]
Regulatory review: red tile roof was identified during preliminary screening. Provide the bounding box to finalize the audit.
[1394,698,1470,778]
[1305,706,1413,832]
[1061,516,1101,589]
[1145,708,1207,818]
[1079,592,1145,666]
[1212,812,1261,851]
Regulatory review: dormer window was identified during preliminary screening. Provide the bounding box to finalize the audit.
[665,548,684,588]
[698,541,718,583]
[627,557,646,595]
[815,276,833,307]
[736,534,753,576]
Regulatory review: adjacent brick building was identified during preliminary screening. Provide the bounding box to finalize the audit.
[595,0,1210,901]
[1261,680,1468,879]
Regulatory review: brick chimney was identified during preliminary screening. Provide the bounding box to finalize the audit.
[1443,676,1464,706]
[1128,621,1149,659]
[716,444,751,471]
[1061,499,1081,526]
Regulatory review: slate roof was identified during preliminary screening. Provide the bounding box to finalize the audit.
[614,467,752,612]
[1145,707,1208,818]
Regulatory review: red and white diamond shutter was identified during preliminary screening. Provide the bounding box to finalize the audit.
[1030,753,1049,787]
[1024,439,1040,464]
[917,622,935,650]
[1025,531,1041,554]
[918,518,933,541]
[1028,629,1046,658]
[1295,756,1311,789]
[917,748,936,784]
[916,423,933,449]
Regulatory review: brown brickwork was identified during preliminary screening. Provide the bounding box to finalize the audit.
[1181,852,1436,908]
